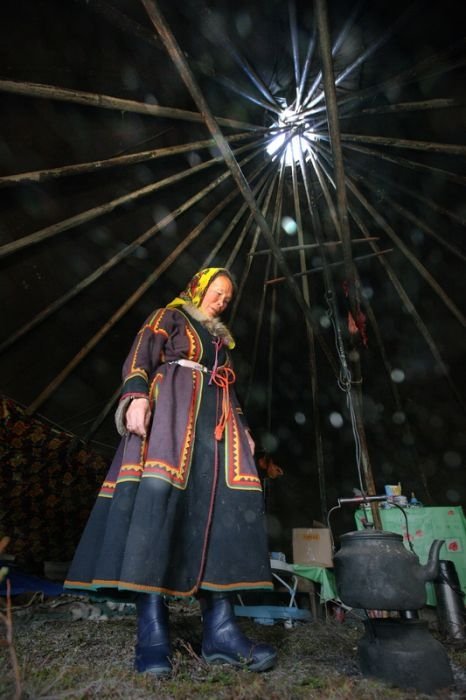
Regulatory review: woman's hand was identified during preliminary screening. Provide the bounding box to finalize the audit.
[125,397,151,438]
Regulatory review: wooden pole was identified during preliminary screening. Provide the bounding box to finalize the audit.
[0,139,259,260]
[309,3,418,110]
[0,132,256,188]
[225,171,278,270]
[291,144,329,521]
[202,203,251,269]
[337,162,466,329]
[0,79,262,132]
[243,165,285,409]
[338,97,464,118]
[251,238,379,257]
[314,143,466,326]
[264,250,393,284]
[330,39,466,116]
[330,167,465,410]
[81,387,121,445]
[212,75,281,113]
[338,145,466,225]
[24,152,268,414]
[315,0,359,320]
[295,17,316,109]
[25,193,238,416]
[346,166,466,262]
[339,133,466,157]
[201,10,282,111]
[315,0,380,523]
[140,0,324,347]
[0,164,239,353]
[302,0,363,108]
[340,142,466,187]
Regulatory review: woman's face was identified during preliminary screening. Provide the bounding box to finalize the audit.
[200,275,234,318]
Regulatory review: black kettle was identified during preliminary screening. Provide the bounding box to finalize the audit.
[333,529,444,610]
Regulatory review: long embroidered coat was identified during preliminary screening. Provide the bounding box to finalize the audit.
[64,305,272,597]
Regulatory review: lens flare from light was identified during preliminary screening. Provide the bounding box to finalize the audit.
[266,104,314,166]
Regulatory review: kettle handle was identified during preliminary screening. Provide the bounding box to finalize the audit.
[421,539,445,582]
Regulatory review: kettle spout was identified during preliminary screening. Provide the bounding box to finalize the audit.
[421,539,445,582]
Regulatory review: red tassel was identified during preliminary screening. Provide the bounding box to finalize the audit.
[348,310,368,347]
[348,311,358,335]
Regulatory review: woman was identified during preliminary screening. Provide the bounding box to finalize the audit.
[64,267,276,674]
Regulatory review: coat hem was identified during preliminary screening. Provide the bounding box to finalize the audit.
[63,578,273,597]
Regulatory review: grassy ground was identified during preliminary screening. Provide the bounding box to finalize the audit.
[1,595,465,699]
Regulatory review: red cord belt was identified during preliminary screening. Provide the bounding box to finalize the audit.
[168,359,236,440]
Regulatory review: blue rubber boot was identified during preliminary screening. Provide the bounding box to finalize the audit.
[134,593,171,675]
[201,593,277,671]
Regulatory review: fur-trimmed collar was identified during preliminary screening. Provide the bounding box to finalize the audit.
[181,302,235,348]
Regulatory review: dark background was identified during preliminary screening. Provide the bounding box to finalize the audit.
[0,0,464,555]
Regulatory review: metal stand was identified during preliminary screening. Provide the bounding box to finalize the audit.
[234,559,313,626]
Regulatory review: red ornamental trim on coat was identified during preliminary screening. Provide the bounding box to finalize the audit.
[98,480,116,498]
[117,463,144,484]
[177,308,202,361]
[185,324,199,360]
[142,370,202,490]
[124,367,148,385]
[126,309,169,382]
[224,410,262,491]
[148,308,170,337]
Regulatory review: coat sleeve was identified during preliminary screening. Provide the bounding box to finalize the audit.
[114,308,173,435]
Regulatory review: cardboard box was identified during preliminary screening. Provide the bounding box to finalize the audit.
[292,528,333,568]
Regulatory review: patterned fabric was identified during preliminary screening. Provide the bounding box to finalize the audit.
[0,396,108,571]
[167,267,226,308]
[167,268,235,348]
[64,307,272,598]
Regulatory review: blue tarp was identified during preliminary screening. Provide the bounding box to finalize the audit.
[0,563,64,597]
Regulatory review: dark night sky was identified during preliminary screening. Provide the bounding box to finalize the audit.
[0,0,464,547]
